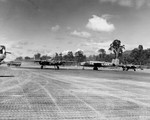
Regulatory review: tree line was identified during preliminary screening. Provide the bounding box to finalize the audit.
[15,39,150,66]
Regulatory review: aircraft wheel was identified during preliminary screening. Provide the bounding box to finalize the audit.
[41,65,44,69]
[122,66,125,71]
[16,64,19,67]
[18,64,21,67]
[57,66,59,70]
[93,66,98,70]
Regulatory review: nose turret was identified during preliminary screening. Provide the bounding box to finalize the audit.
[0,45,10,62]
[0,45,5,54]
[0,54,5,62]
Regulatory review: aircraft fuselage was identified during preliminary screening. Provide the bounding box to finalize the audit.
[38,61,64,69]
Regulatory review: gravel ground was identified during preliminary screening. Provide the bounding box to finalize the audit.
[0,64,150,120]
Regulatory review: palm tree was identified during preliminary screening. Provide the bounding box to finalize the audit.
[138,45,143,51]
[109,39,125,59]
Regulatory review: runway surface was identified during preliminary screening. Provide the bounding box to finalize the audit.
[0,66,150,120]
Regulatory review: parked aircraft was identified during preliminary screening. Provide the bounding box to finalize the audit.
[34,58,65,69]
[0,45,11,64]
[80,61,141,71]
[80,61,112,70]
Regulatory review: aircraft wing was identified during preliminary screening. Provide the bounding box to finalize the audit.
[80,61,106,67]
[6,52,11,54]
[33,59,66,69]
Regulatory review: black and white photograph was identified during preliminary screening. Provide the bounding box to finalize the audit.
[0,0,150,119]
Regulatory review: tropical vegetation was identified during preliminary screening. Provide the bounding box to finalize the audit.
[15,40,150,67]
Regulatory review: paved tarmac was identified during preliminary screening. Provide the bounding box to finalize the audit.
[0,65,150,120]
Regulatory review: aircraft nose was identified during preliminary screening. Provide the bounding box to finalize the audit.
[0,54,5,59]
[0,54,5,61]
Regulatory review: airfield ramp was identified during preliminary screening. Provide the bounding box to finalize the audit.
[0,66,150,119]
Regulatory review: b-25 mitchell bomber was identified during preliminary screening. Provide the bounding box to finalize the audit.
[34,58,65,69]
[80,61,142,71]
[81,61,105,70]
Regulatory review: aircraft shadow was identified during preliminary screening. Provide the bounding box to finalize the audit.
[0,75,15,77]
[17,66,63,70]
[15,66,103,72]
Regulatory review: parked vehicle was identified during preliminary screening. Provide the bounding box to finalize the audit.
[7,61,21,67]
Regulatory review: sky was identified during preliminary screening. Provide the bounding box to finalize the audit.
[0,0,150,60]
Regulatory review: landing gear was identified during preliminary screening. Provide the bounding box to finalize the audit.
[122,67,126,71]
[93,66,98,70]
[122,66,136,71]
[41,65,44,69]
[54,65,59,70]
[56,65,59,70]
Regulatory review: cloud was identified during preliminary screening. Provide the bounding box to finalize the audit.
[101,14,113,20]
[148,2,150,7]
[67,27,71,30]
[99,0,149,8]
[124,43,150,51]
[86,15,115,32]
[100,0,117,3]
[0,0,7,2]
[67,41,73,45]
[18,41,29,46]
[80,41,112,48]
[71,30,91,38]
[118,0,133,7]
[27,49,51,55]
[11,41,29,49]
[62,50,71,55]
[79,40,112,55]
[136,0,146,8]
[26,0,41,11]
[11,44,23,49]
[51,25,60,32]
[75,48,83,52]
